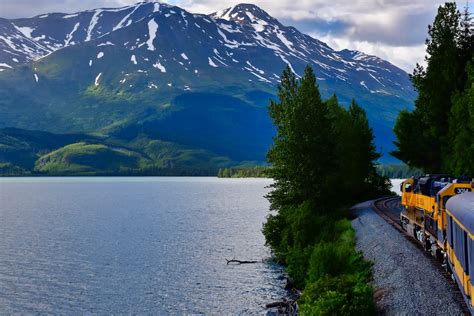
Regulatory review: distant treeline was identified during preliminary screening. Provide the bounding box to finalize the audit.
[217,164,425,179]
[217,166,269,178]
[376,164,424,179]
[0,162,220,177]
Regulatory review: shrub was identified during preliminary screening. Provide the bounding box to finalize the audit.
[299,274,375,315]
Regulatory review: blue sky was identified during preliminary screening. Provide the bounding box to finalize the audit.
[0,0,471,72]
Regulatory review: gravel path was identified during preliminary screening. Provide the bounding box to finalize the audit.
[351,201,466,315]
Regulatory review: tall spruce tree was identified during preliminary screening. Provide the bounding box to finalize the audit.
[459,3,474,70]
[393,2,467,172]
[448,59,474,176]
[332,99,388,201]
[266,65,335,211]
[264,65,336,259]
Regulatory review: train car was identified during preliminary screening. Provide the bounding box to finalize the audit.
[400,175,472,256]
[445,192,474,313]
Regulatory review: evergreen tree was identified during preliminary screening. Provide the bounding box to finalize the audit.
[459,3,474,71]
[266,65,335,211]
[393,2,467,172]
[333,99,389,201]
[448,59,474,176]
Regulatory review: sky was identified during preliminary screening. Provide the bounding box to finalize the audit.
[0,0,471,72]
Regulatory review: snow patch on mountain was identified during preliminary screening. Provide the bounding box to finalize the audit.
[153,61,166,72]
[246,61,264,74]
[98,42,114,46]
[208,57,218,67]
[146,18,159,51]
[65,23,80,46]
[13,25,35,39]
[94,72,102,86]
[275,29,294,52]
[246,11,267,32]
[86,10,102,41]
[113,4,141,31]
[63,13,79,19]
[181,11,189,27]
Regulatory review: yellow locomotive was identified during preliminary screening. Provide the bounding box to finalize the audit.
[400,175,472,255]
[400,175,474,310]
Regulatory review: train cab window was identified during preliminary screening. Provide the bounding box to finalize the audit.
[447,216,453,246]
[453,222,468,272]
[404,183,412,193]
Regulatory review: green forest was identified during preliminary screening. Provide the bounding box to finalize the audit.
[393,2,474,176]
[217,166,268,178]
[262,65,391,314]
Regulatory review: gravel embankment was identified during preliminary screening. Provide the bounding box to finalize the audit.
[352,201,465,315]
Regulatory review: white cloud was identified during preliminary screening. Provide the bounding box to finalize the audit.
[315,34,427,72]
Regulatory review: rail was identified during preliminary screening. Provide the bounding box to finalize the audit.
[370,196,469,314]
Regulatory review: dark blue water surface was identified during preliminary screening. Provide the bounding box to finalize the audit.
[0,177,286,313]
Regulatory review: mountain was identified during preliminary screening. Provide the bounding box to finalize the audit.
[0,128,235,175]
[0,2,415,174]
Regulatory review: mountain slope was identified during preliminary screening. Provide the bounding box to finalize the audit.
[0,2,415,165]
[0,128,235,175]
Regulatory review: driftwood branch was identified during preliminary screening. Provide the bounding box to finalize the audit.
[266,301,288,308]
[266,299,298,315]
[225,258,259,264]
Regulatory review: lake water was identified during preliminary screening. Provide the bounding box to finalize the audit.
[0,177,287,314]
[390,179,405,196]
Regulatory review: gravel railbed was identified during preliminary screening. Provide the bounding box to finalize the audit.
[351,201,465,315]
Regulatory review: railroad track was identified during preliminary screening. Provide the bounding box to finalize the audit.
[371,196,470,314]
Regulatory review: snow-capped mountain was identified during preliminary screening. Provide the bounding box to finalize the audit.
[0,2,412,96]
[0,2,415,162]
[0,2,163,66]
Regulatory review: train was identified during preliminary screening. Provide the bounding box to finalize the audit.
[400,175,474,312]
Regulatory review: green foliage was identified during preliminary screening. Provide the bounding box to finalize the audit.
[332,98,392,202]
[263,65,389,314]
[393,2,473,175]
[217,166,268,178]
[299,274,375,316]
[35,142,143,174]
[267,66,336,211]
[299,220,374,315]
[447,59,474,176]
[0,162,31,176]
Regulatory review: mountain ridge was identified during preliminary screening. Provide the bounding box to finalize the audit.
[0,1,415,174]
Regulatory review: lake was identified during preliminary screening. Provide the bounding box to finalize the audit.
[0,177,287,313]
